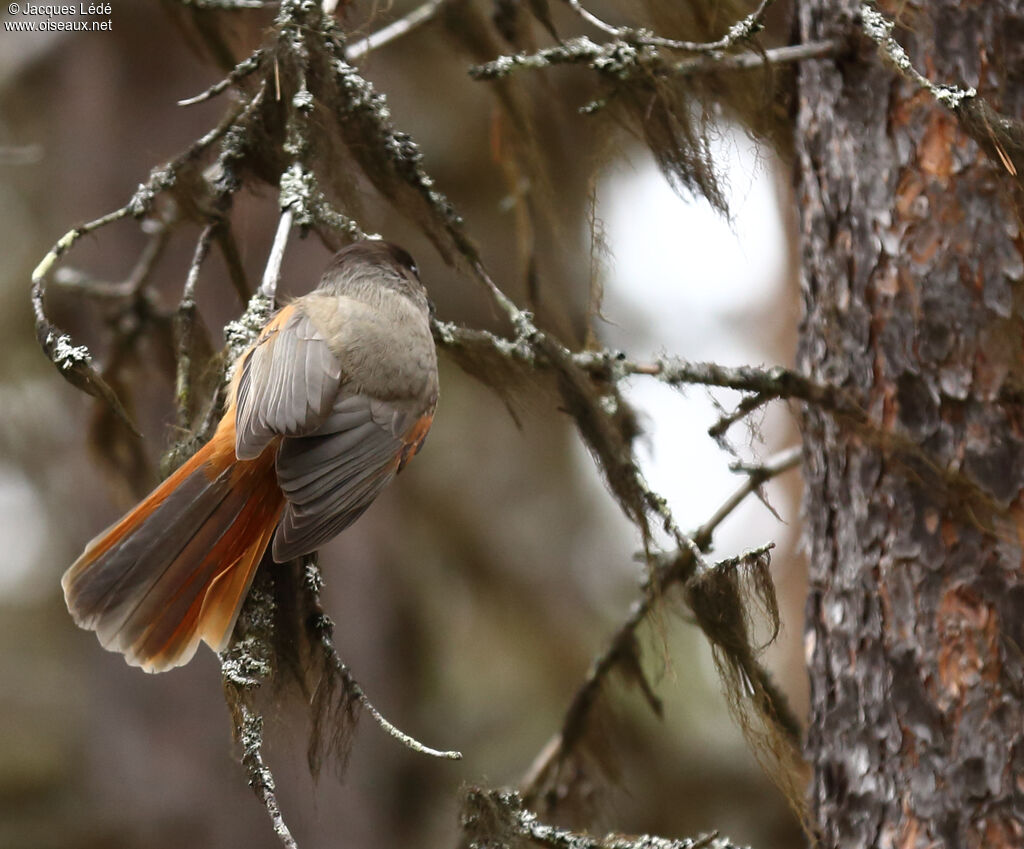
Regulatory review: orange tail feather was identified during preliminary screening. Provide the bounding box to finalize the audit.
[62,419,284,673]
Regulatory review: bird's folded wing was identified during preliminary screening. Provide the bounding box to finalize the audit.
[271,394,429,562]
[234,305,344,460]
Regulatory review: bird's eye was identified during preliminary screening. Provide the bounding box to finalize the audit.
[409,263,419,277]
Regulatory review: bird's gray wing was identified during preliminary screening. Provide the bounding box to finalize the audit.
[234,305,344,460]
[271,393,433,562]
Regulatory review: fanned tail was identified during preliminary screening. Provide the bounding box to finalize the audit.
[62,424,284,673]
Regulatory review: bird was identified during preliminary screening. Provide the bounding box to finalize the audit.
[62,241,439,674]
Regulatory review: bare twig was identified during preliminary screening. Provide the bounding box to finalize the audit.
[32,208,135,289]
[345,0,448,61]
[180,225,216,326]
[178,49,265,107]
[694,446,802,547]
[305,579,462,760]
[671,39,837,77]
[215,222,252,305]
[708,391,774,442]
[30,86,252,394]
[320,639,463,759]
[562,0,622,40]
[521,447,802,802]
[259,208,294,302]
[176,224,217,430]
[52,226,170,300]
[562,0,774,54]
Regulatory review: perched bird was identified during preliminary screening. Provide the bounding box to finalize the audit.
[63,241,439,673]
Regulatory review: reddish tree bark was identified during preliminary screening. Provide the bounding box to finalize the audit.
[797,1,1024,846]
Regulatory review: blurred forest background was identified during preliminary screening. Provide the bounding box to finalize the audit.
[0,2,808,847]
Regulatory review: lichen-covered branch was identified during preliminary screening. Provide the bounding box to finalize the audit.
[858,4,973,108]
[434,320,859,414]
[31,205,141,434]
[52,227,170,300]
[178,48,265,106]
[461,788,750,849]
[470,36,660,81]
[238,707,299,849]
[858,2,1024,177]
[36,1,820,845]
[470,36,837,83]
[469,28,836,84]
[562,0,774,55]
[220,575,295,846]
[303,567,463,762]
[30,84,257,428]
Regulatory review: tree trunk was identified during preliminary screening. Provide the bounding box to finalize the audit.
[796,2,1024,847]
